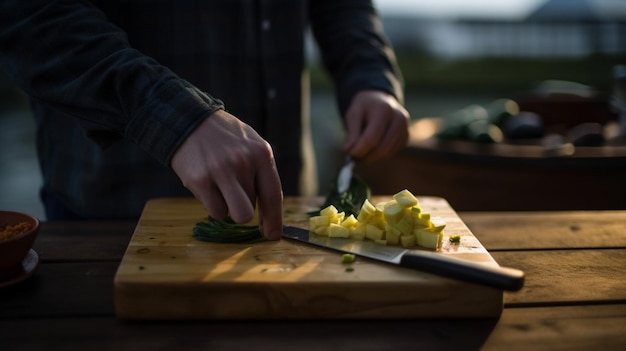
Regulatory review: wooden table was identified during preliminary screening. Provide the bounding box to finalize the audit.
[1,205,626,350]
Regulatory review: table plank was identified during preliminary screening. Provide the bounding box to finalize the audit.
[483,304,626,351]
[494,250,626,306]
[0,262,118,318]
[2,305,625,351]
[460,211,626,250]
[3,209,626,350]
[34,221,136,261]
[2,249,624,319]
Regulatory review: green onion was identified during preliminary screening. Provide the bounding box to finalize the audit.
[192,216,266,244]
[309,176,370,218]
[449,235,461,244]
[342,253,356,263]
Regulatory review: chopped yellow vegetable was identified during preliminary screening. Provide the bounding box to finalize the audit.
[365,224,384,241]
[309,189,447,251]
[341,214,359,229]
[320,205,338,217]
[393,189,419,207]
[328,223,350,238]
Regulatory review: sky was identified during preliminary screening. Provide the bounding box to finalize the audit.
[373,0,548,20]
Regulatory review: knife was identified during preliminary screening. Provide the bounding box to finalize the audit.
[336,156,354,194]
[282,225,525,291]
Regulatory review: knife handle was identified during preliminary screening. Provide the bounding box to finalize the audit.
[400,251,525,291]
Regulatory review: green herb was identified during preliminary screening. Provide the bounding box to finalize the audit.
[345,267,354,272]
[449,235,461,244]
[192,216,266,244]
[308,176,370,218]
[342,253,356,263]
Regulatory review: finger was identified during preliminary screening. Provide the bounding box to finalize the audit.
[361,135,395,163]
[349,108,387,158]
[219,181,255,224]
[343,102,366,153]
[363,114,410,162]
[197,184,229,220]
[254,143,283,240]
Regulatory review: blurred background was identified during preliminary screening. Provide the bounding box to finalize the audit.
[2,0,626,218]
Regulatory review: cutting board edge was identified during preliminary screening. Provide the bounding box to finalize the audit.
[113,196,505,320]
[114,279,503,320]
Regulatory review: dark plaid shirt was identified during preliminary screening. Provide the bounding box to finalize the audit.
[0,0,403,219]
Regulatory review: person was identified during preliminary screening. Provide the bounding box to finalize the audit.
[0,0,410,240]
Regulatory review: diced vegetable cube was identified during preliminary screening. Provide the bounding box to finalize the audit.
[328,223,350,238]
[341,214,358,229]
[320,205,338,217]
[383,201,406,225]
[314,225,329,236]
[384,224,400,245]
[357,199,376,222]
[349,226,366,240]
[330,212,345,224]
[429,217,446,232]
[415,228,443,250]
[365,224,384,241]
[400,234,416,248]
[309,215,329,229]
[415,212,431,227]
[393,189,419,208]
[395,215,414,236]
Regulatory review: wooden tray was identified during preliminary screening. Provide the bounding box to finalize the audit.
[114,196,503,320]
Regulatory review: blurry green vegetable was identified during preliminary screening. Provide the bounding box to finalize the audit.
[308,176,370,218]
[193,216,265,244]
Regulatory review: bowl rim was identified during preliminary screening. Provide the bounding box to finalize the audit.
[0,211,40,244]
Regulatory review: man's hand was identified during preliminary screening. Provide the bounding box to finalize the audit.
[343,90,410,162]
[170,110,283,240]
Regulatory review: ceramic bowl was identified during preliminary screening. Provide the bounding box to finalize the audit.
[0,211,40,280]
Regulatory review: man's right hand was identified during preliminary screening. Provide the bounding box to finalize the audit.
[170,110,283,240]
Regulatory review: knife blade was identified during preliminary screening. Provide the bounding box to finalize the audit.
[282,225,524,291]
[336,156,354,194]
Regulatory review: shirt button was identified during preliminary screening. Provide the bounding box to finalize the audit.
[261,19,271,31]
[267,89,276,99]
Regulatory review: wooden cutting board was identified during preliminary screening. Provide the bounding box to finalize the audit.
[114,196,503,320]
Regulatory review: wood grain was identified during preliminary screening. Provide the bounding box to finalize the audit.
[495,250,626,306]
[33,221,135,261]
[2,305,625,351]
[114,196,505,320]
[460,211,626,250]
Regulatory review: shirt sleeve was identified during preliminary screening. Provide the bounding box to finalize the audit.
[309,0,404,116]
[0,0,224,165]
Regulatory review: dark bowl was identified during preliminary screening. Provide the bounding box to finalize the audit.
[0,211,40,280]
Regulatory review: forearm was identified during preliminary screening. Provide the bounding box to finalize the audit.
[0,0,223,164]
[309,0,404,116]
